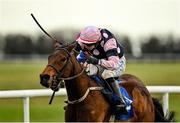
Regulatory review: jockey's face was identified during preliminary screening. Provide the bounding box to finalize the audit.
[83,43,96,50]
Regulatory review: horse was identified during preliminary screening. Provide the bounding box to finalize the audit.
[40,42,175,122]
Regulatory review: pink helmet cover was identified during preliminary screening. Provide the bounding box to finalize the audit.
[76,26,101,44]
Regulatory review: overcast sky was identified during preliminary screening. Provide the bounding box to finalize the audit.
[0,0,180,37]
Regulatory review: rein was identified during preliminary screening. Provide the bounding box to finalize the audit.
[47,63,85,81]
[48,48,102,105]
[31,14,94,104]
[47,48,85,81]
[48,48,85,104]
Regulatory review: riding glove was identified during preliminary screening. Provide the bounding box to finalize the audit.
[86,56,99,65]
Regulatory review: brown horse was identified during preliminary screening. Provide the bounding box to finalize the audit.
[40,42,175,122]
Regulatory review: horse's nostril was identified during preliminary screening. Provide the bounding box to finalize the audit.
[40,74,50,81]
[40,74,50,87]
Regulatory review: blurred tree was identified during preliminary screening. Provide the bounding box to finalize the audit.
[164,35,174,53]
[34,28,79,54]
[173,38,180,53]
[51,28,79,44]
[120,36,132,54]
[141,36,163,53]
[35,35,53,54]
[0,34,4,53]
[114,32,132,54]
[4,34,34,54]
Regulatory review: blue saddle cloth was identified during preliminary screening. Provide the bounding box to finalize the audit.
[91,75,133,121]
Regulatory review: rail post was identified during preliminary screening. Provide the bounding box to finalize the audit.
[23,97,30,123]
[163,92,169,116]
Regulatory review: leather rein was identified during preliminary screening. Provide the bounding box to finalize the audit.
[48,48,102,105]
[31,14,98,104]
[47,48,85,81]
[48,48,85,104]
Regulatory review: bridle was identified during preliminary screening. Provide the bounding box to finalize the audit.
[47,48,85,86]
[31,13,83,81]
[47,48,85,104]
[47,48,102,105]
[31,13,84,81]
[31,13,96,104]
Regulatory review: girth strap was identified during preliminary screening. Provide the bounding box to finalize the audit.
[67,87,103,104]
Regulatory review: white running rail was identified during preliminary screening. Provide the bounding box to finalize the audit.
[0,86,180,122]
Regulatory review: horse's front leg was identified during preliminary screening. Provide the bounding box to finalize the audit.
[65,105,76,122]
[76,105,107,122]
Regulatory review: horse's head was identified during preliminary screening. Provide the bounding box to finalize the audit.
[40,42,75,90]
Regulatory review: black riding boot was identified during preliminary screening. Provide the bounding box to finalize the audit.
[106,77,128,115]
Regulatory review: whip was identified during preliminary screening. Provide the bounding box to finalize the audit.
[31,13,58,43]
[31,13,59,104]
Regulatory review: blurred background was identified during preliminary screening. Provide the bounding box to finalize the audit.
[0,0,180,122]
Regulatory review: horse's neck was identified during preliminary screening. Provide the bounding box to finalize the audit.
[65,58,91,101]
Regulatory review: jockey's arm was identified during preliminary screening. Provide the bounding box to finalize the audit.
[99,55,120,70]
[99,38,121,70]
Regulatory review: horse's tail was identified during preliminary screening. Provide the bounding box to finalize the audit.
[152,97,176,122]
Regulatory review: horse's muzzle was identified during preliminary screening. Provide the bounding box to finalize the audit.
[40,74,50,88]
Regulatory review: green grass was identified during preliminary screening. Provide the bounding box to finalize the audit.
[0,97,66,122]
[0,61,180,121]
[0,99,23,121]
[0,61,46,90]
[30,96,66,122]
[126,62,180,85]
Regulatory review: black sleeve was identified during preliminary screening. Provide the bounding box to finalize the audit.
[106,48,118,58]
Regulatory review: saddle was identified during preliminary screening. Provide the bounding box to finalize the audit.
[90,75,134,120]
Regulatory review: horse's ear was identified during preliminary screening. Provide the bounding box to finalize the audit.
[67,43,76,52]
[54,41,61,50]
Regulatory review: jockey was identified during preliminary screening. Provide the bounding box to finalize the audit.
[74,26,127,114]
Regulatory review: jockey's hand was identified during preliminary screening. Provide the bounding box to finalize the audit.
[86,56,99,65]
